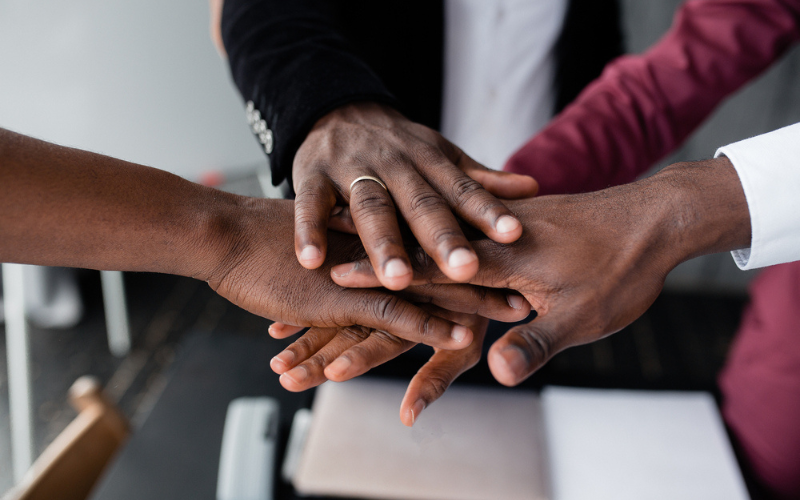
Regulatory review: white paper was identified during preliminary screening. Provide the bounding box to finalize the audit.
[542,387,750,500]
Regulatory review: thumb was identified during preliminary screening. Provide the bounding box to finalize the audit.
[460,155,539,199]
[487,314,568,386]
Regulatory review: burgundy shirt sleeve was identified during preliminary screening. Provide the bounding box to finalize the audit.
[504,0,800,195]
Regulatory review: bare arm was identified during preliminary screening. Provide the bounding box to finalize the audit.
[0,127,487,349]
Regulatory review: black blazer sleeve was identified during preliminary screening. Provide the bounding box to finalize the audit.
[221,0,399,187]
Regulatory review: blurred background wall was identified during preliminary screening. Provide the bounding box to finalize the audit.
[0,0,264,181]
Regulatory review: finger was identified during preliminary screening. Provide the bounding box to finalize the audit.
[268,322,305,339]
[400,284,531,323]
[387,169,479,282]
[398,347,481,426]
[323,329,416,382]
[270,327,338,374]
[277,325,373,391]
[348,176,413,290]
[460,159,539,200]
[340,289,474,350]
[328,206,357,234]
[418,147,524,244]
[332,258,433,288]
[487,314,568,387]
[294,174,338,269]
[333,239,510,289]
[399,313,488,426]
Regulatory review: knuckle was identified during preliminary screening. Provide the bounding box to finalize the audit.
[303,355,327,372]
[423,370,453,399]
[476,286,489,304]
[298,171,328,190]
[451,179,502,218]
[339,325,371,344]
[430,226,464,248]
[516,326,554,365]
[450,176,484,201]
[288,337,313,358]
[368,233,401,254]
[418,312,436,339]
[436,137,460,160]
[351,192,394,214]
[373,295,405,324]
[295,211,327,234]
[407,188,448,215]
[379,147,412,167]
[413,144,447,167]
[372,329,413,350]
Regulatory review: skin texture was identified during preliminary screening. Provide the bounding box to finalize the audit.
[281,157,751,423]
[270,309,489,427]
[292,102,538,288]
[0,127,528,347]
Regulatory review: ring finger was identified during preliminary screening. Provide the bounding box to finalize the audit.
[348,173,413,290]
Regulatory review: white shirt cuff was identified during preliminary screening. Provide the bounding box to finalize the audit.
[715,122,800,270]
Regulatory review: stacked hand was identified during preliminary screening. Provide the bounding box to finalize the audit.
[274,157,751,424]
[291,102,537,287]
[259,102,547,425]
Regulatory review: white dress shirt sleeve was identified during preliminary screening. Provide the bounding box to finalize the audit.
[715,122,800,270]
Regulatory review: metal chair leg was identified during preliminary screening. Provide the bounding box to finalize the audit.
[3,263,35,483]
[100,271,131,357]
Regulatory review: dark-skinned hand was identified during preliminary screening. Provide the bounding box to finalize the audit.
[0,127,522,350]
[292,101,538,289]
[331,158,752,386]
[269,309,491,427]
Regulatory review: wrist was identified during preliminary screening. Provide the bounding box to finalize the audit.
[648,157,751,268]
[312,101,405,130]
[169,186,262,284]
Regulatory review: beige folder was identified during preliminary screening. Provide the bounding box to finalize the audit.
[293,378,548,500]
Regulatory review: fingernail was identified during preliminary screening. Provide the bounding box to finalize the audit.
[447,248,477,270]
[507,294,525,310]
[499,346,528,379]
[495,215,521,234]
[451,325,470,343]
[283,365,309,384]
[327,356,352,375]
[409,399,426,426]
[384,258,409,279]
[330,206,343,216]
[270,350,294,370]
[299,245,321,263]
[332,262,356,278]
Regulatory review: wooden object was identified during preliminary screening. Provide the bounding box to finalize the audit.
[3,376,130,500]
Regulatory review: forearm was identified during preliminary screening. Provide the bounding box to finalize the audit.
[0,128,237,278]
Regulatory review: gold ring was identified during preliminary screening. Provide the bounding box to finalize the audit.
[349,175,388,193]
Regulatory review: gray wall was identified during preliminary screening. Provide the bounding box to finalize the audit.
[0,0,265,182]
